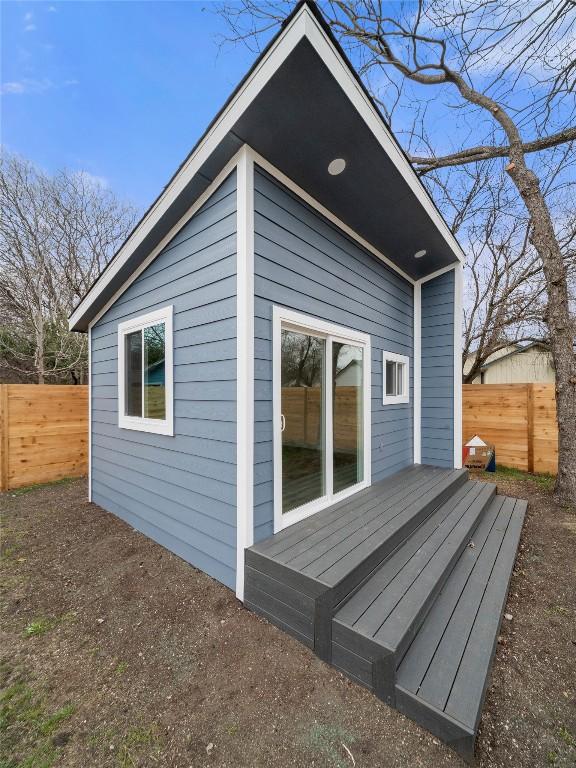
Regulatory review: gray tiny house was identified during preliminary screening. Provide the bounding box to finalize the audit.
[70,2,525,761]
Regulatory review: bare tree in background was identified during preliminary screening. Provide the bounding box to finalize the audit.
[431,157,575,383]
[219,0,576,503]
[0,151,137,384]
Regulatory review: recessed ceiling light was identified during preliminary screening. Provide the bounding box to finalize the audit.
[328,158,346,175]
[414,249,427,259]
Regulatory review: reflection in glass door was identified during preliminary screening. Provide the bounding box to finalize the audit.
[332,343,364,494]
[279,316,368,520]
[281,329,326,513]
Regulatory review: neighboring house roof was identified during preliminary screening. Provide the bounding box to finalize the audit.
[479,342,551,372]
[145,359,165,386]
[69,0,464,333]
[335,359,362,380]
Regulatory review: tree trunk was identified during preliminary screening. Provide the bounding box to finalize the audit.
[463,363,482,384]
[506,161,576,502]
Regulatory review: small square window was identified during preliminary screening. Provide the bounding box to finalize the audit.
[383,352,409,405]
[118,306,173,435]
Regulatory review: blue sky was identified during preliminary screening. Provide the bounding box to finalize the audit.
[2,0,570,223]
[1,1,258,210]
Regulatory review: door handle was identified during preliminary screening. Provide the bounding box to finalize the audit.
[281,414,286,432]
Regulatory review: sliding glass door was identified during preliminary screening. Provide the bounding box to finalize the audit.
[276,309,370,528]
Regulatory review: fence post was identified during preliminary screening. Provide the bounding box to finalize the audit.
[526,383,535,474]
[0,385,9,491]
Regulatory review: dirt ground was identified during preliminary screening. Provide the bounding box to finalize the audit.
[1,471,575,768]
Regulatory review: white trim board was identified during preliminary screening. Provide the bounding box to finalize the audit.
[418,262,459,285]
[70,7,312,331]
[300,8,465,266]
[87,145,416,334]
[88,325,92,502]
[272,305,371,535]
[413,281,421,464]
[251,150,414,285]
[453,263,463,468]
[70,2,463,332]
[235,147,255,601]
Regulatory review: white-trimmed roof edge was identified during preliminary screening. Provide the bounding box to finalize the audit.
[69,1,464,332]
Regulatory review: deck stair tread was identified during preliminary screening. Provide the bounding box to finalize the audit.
[244,465,526,763]
[249,464,469,590]
[252,464,442,559]
[395,494,526,741]
[333,480,495,660]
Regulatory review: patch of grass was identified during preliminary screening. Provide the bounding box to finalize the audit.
[0,678,74,768]
[24,619,55,638]
[116,726,160,768]
[489,465,556,490]
[0,549,26,592]
[492,465,527,482]
[114,661,128,675]
[1,534,26,564]
[305,723,357,768]
[530,473,556,490]
[39,704,75,737]
[547,750,558,765]
[88,724,162,767]
[1,546,17,561]
[23,612,75,639]
[558,726,575,747]
[9,477,77,497]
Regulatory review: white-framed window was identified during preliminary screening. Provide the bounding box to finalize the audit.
[117,305,174,435]
[382,351,409,405]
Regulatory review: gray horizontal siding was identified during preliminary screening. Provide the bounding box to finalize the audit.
[252,168,414,542]
[421,270,455,468]
[91,170,237,589]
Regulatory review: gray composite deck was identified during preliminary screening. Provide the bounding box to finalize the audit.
[246,464,468,656]
[244,464,526,763]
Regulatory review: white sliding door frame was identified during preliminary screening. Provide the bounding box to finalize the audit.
[272,306,371,534]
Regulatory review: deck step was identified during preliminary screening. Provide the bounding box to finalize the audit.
[244,467,526,763]
[332,480,495,701]
[394,495,526,762]
[246,465,469,658]
[244,466,526,763]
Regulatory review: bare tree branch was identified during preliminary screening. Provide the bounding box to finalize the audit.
[411,126,576,173]
[218,0,576,502]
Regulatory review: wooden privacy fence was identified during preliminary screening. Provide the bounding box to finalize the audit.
[462,383,558,474]
[0,382,558,490]
[0,384,88,491]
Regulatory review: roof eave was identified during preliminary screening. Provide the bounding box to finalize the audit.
[69,0,464,332]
